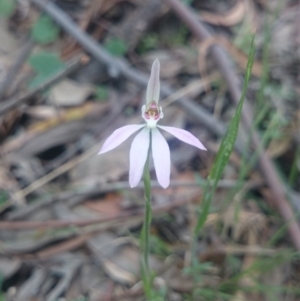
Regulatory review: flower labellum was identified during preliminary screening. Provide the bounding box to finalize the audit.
[98,59,207,188]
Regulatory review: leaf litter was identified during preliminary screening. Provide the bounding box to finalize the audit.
[0,0,299,300]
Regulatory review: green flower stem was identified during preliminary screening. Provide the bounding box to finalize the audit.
[142,155,152,273]
[141,134,153,299]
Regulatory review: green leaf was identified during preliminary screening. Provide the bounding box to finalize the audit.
[182,0,194,5]
[0,191,8,206]
[138,34,158,53]
[28,52,65,89]
[104,38,127,57]
[0,0,15,17]
[31,15,60,45]
[194,34,256,235]
[95,85,109,101]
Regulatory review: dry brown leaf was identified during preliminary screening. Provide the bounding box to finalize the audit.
[98,0,140,16]
[223,208,266,242]
[199,1,245,26]
[267,135,292,158]
[3,102,108,154]
[0,257,21,279]
[84,194,122,215]
[34,234,94,259]
[171,171,203,195]
[0,110,21,140]
[27,103,106,133]
[61,0,139,59]
[70,142,129,185]
[0,19,24,65]
[49,79,93,107]
[198,36,262,78]
[26,106,63,119]
[102,259,136,285]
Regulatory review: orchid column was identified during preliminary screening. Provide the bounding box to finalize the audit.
[99,59,207,297]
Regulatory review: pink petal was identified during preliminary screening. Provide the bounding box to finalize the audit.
[158,125,207,151]
[129,127,150,187]
[146,59,160,105]
[151,128,170,189]
[98,124,145,154]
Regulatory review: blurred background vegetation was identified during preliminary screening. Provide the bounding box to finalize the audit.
[0,0,299,300]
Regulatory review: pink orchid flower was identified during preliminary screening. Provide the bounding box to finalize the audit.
[99,59,207,188]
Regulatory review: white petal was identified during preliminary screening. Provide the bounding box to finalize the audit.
[129,127,150,187]
[99,124,145,154]
[158,125,207,150]
[146,59,160,105]
[151,128,170,188]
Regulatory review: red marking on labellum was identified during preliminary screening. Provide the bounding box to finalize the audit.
[145,101,160,120]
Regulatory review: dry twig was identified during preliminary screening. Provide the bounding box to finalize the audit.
[0,56,82,115]
[0,194,199,230]
[7,179,260,221]
[0,39,35,100]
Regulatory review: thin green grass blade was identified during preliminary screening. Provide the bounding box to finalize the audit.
[209,36,255,189]
[194,34,255,235]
